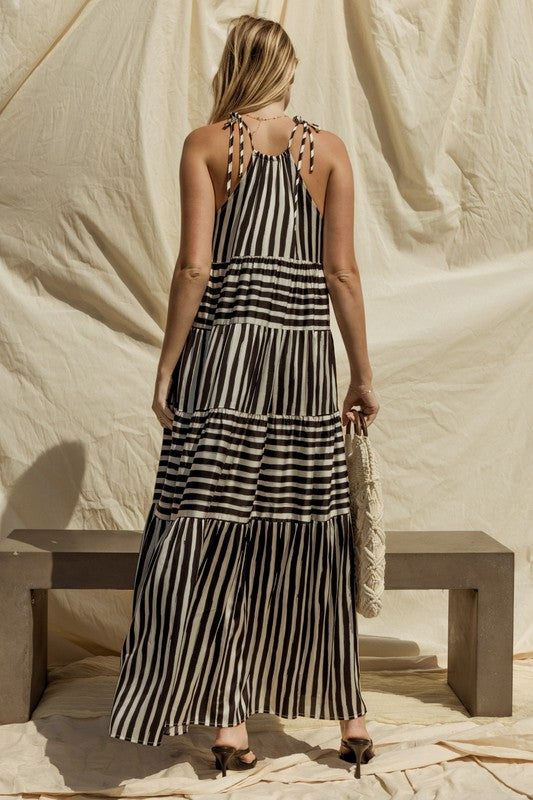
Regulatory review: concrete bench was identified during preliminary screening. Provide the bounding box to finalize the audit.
[0,528,513,724]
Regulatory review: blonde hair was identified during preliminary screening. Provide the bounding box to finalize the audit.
[208,15,299,125]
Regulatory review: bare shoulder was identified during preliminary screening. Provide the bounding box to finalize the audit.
[181,122,234,172]
[182,124,214,149]
[304,127,351,189]
[314,127,351,165]
[182,121,228,150]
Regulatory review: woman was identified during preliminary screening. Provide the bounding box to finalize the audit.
[108,14,380,781]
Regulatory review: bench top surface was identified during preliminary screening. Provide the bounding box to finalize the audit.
[0,528,513,556]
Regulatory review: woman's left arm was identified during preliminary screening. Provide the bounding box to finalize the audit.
[152,130,215,429]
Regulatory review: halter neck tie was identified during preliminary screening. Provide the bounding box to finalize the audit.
[222,112,321,249]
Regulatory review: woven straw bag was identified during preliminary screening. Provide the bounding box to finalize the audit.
[343,410,386,617]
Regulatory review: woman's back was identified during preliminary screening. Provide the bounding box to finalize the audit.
[211,112,324,263]
[154,111,350,520]
[109,12,375,766]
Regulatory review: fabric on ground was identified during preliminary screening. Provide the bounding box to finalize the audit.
[0,655,531,797]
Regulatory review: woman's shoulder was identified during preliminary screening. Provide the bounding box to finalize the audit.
[291,117,347,152]
[309,124,346,150]
[186,114,341,135]
[293,120,350,173]
[181,119,239,153]
[182,117,349,166]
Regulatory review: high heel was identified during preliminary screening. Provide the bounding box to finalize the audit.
[339,737,375,779]
[211,744,258,777]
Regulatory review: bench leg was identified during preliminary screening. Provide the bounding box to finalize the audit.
[0,587,47,724]
[448,562,513,716]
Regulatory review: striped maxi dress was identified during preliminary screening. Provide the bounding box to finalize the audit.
[108,112,368,746]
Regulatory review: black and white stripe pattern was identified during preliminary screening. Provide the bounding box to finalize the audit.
[152,409,351,522]
[108,112,368,746]
[288,115,319,237]
[217,112,322,261]
[189,256,330,328]
[108,508,367,746]
[222,112,248,198]
[167,325,337,413]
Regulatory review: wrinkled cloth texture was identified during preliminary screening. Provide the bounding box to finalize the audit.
[1,0,532,796]
[0,655,531,796]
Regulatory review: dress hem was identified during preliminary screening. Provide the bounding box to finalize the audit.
[108,704,369,747]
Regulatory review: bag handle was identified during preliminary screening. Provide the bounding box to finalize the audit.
[345,409,368,437]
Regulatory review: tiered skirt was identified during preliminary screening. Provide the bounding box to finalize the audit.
[108,316,368,746]
[108,501,367,746]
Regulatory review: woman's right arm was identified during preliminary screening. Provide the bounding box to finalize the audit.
[322,134,380,426]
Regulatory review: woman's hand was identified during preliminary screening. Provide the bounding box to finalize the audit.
[152,372,174,429]
[342,382,380,427]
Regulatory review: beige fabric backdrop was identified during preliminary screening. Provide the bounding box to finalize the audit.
[1,0,532,669]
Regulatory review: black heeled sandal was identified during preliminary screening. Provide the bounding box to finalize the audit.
[339,736,375,779]
[211,744,258,777]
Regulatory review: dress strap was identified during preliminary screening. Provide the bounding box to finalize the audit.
[222,112,255,198]
[288,114,320,174]
[288,115,321,241]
